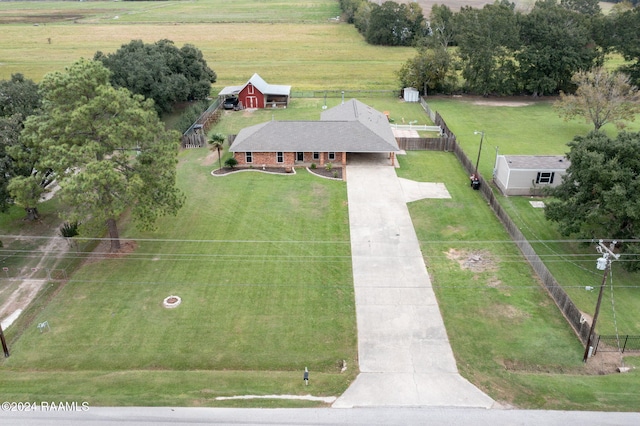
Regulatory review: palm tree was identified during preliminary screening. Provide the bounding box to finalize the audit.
[208,133,226,170]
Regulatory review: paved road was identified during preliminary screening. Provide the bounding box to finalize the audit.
[333,164,493,408]
[2,406,639,426]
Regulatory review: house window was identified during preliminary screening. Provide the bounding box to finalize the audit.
[276,152,284,163]
[312,152,319,160]
[245,152,253,163]
[536,172,555,184]
[328,152,336,161]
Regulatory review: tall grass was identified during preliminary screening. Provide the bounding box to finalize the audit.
[0,1,413,89]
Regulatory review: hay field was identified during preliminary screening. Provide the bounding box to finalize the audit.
[0,0,414,90]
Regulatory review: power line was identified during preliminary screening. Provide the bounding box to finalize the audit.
[5,234,640,245]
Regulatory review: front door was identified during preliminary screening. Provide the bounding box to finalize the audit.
[296,152,304,162]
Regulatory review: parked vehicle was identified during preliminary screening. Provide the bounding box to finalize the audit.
[223,97,239,110]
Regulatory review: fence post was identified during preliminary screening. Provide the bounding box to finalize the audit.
[623,335,628,353]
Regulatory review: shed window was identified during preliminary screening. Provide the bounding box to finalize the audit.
[248,84,254,95]
[276,152,284,163]
[536,172,555,184]
[328,152,336,161]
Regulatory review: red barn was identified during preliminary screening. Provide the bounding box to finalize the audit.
[218,73,291,109]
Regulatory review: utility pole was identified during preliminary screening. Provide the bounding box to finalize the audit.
[473,130,485,177]
[0,322,9,357]
[470,131,484,190]
[583,240,619,363]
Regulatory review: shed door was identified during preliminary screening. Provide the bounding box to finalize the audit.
[246,96,258,108]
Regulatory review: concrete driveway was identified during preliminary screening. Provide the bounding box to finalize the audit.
[333,164,494,408]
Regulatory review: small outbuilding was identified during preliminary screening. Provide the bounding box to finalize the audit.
[493,155,570,196]
[403,87,420,102]
[218,73,291,109]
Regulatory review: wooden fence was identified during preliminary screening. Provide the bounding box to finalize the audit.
[291,89,400,99]
[427,104,592,346]
[181,98,223,149]
[397,137,452,151]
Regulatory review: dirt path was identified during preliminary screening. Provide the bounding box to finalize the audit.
[0,229,69,329]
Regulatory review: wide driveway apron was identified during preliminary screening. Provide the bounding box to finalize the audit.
[333,164,494,408]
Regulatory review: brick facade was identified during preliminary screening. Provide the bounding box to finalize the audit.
[234,151,346,167]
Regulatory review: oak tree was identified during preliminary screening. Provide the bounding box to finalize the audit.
[545,131,640,270]
[0,74,42,213]
[95,39,216,113]
[554,67,640,131]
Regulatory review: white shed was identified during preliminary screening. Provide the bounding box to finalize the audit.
[403,87,419,102]
[494,155,570,196]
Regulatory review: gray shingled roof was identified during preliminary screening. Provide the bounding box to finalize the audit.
[503,155,570,170]
[230,99,400,153]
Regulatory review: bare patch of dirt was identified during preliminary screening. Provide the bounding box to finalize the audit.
[201,149,220,166]
[502,350,627,376]
[471,100,533,107]
[490,303,530,320]
[487,277,502,288]
[445,248,497,272]
[84,240,139,264]
[0,235,69,323]
[584,351,626,375]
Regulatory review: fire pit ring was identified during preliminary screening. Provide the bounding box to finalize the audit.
[163,295,182,309]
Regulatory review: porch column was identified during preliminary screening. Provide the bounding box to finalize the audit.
[342,152,347,182]
[320,152,325,167]
[390,152,395,167]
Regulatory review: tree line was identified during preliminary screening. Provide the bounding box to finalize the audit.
[0,40,216,250]
[341,0,640,97]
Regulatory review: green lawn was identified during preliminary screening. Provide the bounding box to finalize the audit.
[398,151,640,411]
[0,148,357,406]
[425,97,640,336]
[425,97,640,179]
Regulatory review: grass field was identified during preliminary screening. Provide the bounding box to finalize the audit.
[0,147,357,406]
[0,1,413,90]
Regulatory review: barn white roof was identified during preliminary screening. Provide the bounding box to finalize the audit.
[218,73,291,97]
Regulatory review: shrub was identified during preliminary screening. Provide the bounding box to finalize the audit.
[60,221,79,238]
[224,157,238,168]
[325,162,333,171]
[172,100,210,133]
[310,163,317,169]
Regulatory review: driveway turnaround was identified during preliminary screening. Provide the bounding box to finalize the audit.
[333,164,494,408]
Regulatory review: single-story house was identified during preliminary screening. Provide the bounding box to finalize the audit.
[493,155,570,196]
[218,73,291,109]
[229,99,400,170]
